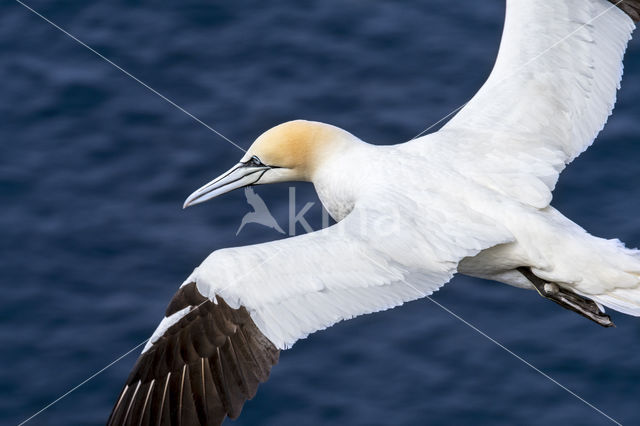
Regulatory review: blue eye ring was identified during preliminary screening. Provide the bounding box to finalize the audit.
[248,155,263,166]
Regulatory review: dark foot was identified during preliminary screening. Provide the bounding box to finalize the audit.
[517,267,614,328]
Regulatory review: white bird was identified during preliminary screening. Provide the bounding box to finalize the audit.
[108,1,640,424]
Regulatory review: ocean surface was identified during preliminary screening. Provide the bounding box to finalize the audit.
[2,1,640,425]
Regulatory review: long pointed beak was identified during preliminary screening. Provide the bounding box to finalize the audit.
[183,163,270,208]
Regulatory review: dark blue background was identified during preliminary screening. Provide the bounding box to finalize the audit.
[2,1,639,425]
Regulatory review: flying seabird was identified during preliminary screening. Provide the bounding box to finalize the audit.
[108,0,640,424]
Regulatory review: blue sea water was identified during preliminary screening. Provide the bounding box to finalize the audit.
[1,1,640,425]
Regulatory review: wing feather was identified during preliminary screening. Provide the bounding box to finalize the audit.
[110,158,516,424]
[107,285,279,426]
[429,0,636,207]
[192,197,512,350]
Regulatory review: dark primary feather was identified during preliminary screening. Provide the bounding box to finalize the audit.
[107,283,280,426]
[107,2,639,425]
[610,0,640,21]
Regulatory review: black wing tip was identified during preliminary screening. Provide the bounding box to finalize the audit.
[108,284,279,426]
[165,282,207,317]
[611,0,640,22]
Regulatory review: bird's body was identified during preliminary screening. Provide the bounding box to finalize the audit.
[313,133,640,308]
[109,0,640,424]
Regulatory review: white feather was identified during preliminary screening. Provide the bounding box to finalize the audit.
[150,0,640,353]
[421,0,635,209]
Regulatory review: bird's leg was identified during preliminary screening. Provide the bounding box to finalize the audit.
[516,267,615,328]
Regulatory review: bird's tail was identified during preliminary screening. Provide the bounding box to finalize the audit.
[580,238,640,317]
[590,283,640,317]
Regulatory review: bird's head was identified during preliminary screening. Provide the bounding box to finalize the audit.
[184,120,357,208]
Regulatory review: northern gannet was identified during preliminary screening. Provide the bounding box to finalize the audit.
[108,0,640,424]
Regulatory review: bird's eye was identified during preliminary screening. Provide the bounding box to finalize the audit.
[250,156,262,166]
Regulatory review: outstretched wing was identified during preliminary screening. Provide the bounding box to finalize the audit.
[108,195,513,425]
[107,285,278,426]
[432,0,638,208]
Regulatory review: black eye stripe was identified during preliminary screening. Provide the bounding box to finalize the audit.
[242,155,282,169]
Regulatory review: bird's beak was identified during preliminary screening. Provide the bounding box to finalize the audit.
[183,162,271,208]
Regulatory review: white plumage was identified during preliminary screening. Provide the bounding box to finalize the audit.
[439,0,634,208]
[182,0,639,350]
[188,143,516,349]
[110,1,640,425]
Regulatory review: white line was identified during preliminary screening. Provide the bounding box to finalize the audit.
[410,0,625,140]
[410,102,467,140]
[397,277,621,424]
[395,278,622,425]
[424,295,622,425]
[18,245,285,424]
[408,7,628,421]
[17,338,149,426]
[14,0,246,153]
[14,0,629,424]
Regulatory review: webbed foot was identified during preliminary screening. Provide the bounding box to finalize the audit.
[517,267,614,328]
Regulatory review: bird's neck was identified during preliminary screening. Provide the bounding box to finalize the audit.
[310,139,369,222]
